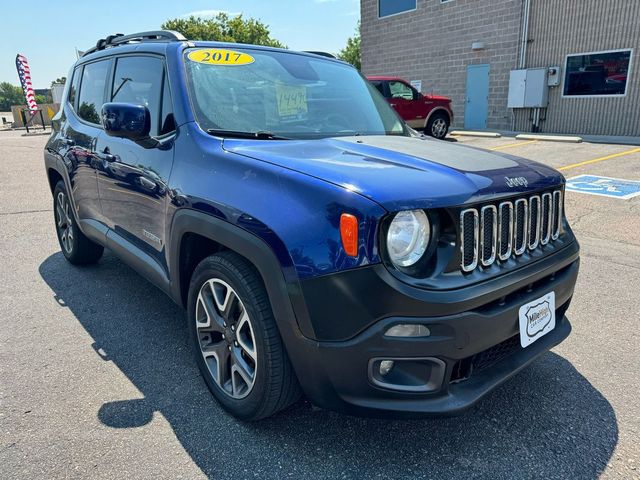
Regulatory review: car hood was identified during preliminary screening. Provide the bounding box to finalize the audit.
[222,135,564,211]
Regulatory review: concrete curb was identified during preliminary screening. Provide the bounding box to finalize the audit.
[21,132,51,137]
[579,135,640,146]
[492,130,640,145]
[515,134,583,143]
[449,131,502,138]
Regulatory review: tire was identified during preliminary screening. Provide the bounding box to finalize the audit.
[53,180,104,265]
[187,251,301,420]
[425,112,450,140]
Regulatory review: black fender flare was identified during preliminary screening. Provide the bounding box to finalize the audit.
[44,151,83,227]
[168,209,316,343]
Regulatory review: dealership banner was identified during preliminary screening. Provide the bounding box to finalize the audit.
[15,54,38,113]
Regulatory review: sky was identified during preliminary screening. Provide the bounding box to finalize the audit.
[1,0,359,88]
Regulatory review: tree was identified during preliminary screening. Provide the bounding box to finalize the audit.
[162,13,286,48]
[35,93,53,104]
[338,22,361,70]
[51,77,66,86]
[0,82,24,111]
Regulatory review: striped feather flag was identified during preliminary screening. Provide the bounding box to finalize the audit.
[15,54,38,113]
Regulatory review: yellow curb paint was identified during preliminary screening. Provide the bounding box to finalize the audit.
[558,147,640,171]
[490,140,538,151]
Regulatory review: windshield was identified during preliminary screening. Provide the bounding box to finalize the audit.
[184,47,408,139]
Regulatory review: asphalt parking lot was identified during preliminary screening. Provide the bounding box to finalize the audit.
[1,130,639,479]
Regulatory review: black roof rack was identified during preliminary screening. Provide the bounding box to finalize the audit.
[82,30,186,57]
[303,51,337,59]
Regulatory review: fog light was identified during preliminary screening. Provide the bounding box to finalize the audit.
[379,360,394,376]
[369,357,446,392]
[385,324,431,338]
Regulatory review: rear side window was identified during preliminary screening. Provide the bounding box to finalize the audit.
[78,60,109,124]
[389,81,415,100]
[68,69,80,107]
[370,81,386,97]
[111,56,164,136]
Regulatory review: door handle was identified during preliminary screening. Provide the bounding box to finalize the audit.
[137,176,157,191]
[61,136,75,146]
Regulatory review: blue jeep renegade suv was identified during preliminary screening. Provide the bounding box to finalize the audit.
[44,31,580,420]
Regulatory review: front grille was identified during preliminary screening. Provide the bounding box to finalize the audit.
[497,202,513,260]
[528,195,541,249]
[460,209,479,272]
[514,198,528,255]
[552,190,562,240]
[460,189,563,272]
[471,335,522,373]
[480,206,497,266]
[450,335,522,383]
[541,193,552,245]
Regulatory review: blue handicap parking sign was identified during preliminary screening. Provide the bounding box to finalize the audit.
[565,175,640,200]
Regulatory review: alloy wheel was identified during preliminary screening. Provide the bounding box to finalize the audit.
[195,278,257,399]
[56,191,74,254]
[431,118,448,138]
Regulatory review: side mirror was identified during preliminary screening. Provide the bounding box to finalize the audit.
[101,103,151,142]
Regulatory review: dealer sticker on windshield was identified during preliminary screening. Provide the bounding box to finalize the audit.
[187,49,255,66]
[518,291,555,348]
[276,84,308,118]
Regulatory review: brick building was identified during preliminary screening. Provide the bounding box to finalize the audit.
[361,0,640,138]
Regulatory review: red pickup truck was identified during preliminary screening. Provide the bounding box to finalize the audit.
[367,76,453,139]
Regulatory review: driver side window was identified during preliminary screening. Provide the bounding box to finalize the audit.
[389,81,415,100]
[111,56,164,136]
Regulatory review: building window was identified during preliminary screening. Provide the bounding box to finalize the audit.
[563,49,632,97]
[379,0,416,18]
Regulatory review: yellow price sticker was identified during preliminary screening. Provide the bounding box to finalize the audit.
[187,49,255,66]
[276,84,308,117]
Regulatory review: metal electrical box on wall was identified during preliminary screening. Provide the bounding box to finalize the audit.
[547,66,561,87]
[508,68,549,108]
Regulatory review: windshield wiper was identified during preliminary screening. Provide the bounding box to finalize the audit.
[206,129,289,140]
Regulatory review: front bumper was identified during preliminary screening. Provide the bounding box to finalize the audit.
[286,241,579,417]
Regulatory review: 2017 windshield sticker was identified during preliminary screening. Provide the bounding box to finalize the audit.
[187,49,255,66]
[276,84,308,118]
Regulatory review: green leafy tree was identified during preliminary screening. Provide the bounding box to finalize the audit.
[338,22,361,70]
[0,82,25,111]
[162,13,286,48]
[35,92,53,104]
[51,77,66,86]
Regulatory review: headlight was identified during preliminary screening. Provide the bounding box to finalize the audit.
[386,210,430,267]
